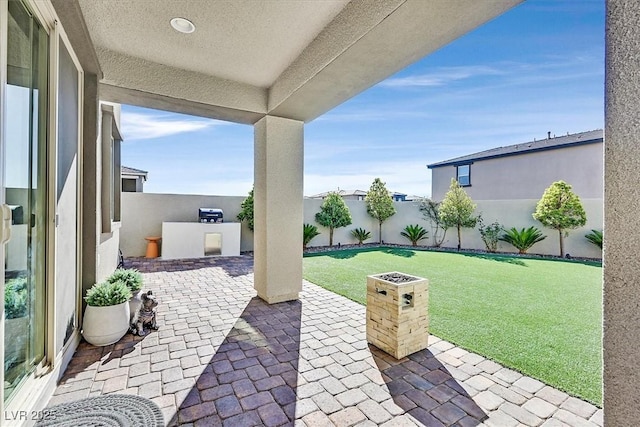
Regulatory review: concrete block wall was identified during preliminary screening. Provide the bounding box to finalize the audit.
[121,193,603,259]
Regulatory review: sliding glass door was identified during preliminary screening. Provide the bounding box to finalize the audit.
[4,0,48,402]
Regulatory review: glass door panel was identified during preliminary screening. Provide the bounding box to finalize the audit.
[4,0,48,402]
[55,37,80,350]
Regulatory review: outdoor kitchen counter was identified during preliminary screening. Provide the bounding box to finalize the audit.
[161,222,241,260]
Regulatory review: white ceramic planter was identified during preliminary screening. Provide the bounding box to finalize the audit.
[82,301,130,346]
[129,290,143,321]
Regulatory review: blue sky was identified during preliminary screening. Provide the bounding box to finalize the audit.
[121,0,604,198]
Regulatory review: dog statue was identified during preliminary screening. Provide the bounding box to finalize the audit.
[130,291,159,336]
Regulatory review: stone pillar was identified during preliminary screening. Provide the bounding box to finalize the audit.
[253,116,304,303]
[604,1,640,424]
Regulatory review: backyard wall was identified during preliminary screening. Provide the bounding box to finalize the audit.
[121,193,603,259]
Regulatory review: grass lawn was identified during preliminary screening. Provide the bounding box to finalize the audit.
[303,247,603,405]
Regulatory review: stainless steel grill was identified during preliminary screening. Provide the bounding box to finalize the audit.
[198,208,223,223]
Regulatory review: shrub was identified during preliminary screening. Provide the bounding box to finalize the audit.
[237,188,254,231]
[85,281,132,307]
[499,227,547,254]
[400,224,428,247]
[478,216,502,253]
[585,229,603,249]
[351,227,371,245]
[303,224,321,249]
[5,277,28,319]
[419,198,447,247]
[107,268,143,292]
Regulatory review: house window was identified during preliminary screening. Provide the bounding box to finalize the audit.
[101,104,122,233]
[457,164,471,186]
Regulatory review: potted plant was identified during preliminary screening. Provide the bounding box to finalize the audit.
[82,280,131,346]
[4,277,28,380]
[107,268,143,320]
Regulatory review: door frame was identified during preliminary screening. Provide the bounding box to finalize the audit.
[0,0,84,415]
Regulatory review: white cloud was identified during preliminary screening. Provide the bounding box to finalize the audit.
[121,112,225,141]
[379,65,504,88]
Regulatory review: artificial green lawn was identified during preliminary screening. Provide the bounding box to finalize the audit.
[303,247,602,405]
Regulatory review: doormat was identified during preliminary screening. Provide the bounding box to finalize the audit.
[35,394,164,426]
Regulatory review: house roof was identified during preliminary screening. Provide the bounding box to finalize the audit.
[122,166,148,180]
[309,189,407,198]
[427,129,603,169]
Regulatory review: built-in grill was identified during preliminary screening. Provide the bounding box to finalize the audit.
[198,208,223,223]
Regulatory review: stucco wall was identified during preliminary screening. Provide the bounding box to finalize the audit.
[431,142,603,201]
[603,0,640,423]
[121,193,602,259]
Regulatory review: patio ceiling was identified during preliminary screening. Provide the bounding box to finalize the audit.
[53,0,522,124]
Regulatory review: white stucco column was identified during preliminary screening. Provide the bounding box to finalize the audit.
[604,1,640,424]
[253,115,303,304]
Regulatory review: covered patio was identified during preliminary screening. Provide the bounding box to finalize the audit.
[49,257,601,426]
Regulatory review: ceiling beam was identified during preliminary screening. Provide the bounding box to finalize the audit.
[96,48,267,124]
[268,0,523,123]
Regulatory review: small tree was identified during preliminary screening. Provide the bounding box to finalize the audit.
[419,198,448,247]
[237,188,254,231]
[439,178,478,251]
[365,178,396,244]
[315,192,352,246]
[533,181,587,257]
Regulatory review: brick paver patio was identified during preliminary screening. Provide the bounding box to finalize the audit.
[47,256,602,426]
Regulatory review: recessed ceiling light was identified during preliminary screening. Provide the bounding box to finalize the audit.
[170,17,195,34]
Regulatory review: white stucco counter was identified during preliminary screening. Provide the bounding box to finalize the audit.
[161,222,241,260]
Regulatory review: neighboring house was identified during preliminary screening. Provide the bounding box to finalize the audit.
[310,189,408,202]
[122,166,148,192]
[427,130,603,201]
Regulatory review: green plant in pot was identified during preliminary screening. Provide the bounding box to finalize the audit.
[4,277,29,379]
[5,277,28,319]
[107,268,143,321]
[82,280,131,346]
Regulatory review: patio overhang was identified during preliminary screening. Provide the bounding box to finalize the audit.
[53,0,522,124]
[50,0,523,305]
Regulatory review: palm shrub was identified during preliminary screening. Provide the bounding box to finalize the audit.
[499,226,547,254]
[85,281,132,307]
[478,216,502,253]
[303,224,320,249]
[5,277,28,319]
[351,227,371,245]
[107,268,143,293]
[400,224,428,247]
[585,229,603,249]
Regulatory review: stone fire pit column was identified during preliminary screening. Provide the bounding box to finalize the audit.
[366,272,429,359]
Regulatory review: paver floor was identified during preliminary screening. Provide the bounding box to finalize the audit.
[47,256,602,426]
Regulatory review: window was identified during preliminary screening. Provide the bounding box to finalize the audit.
[101,104,122,233]
[457,164,471,186]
